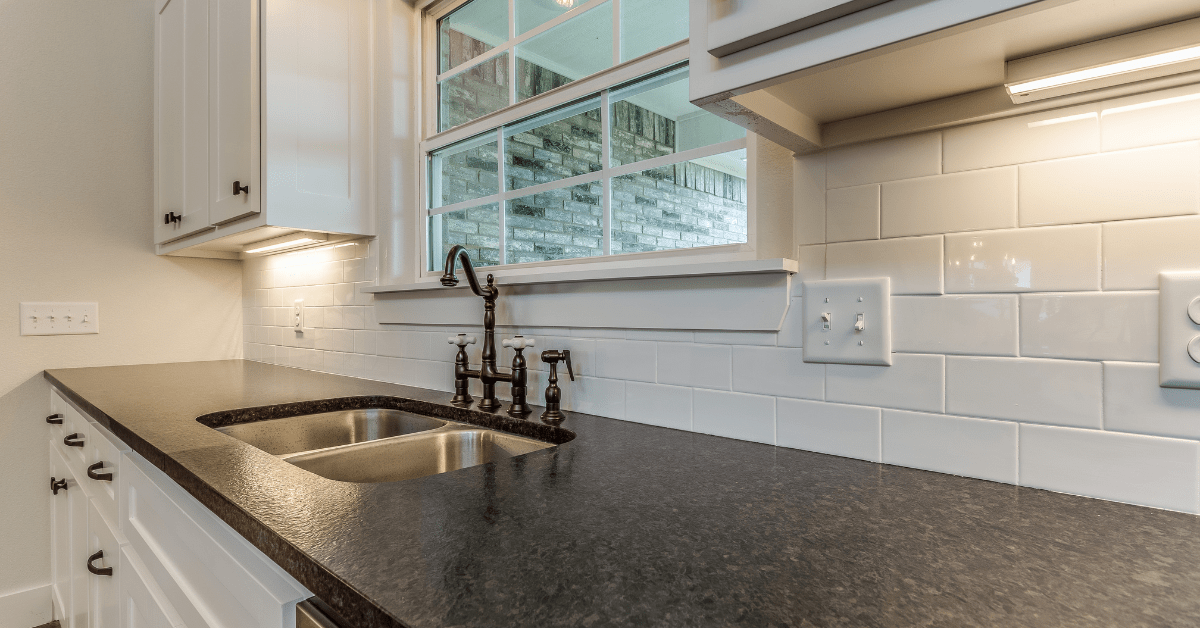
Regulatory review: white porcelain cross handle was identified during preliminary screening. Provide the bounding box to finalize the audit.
[501,336,536,350]
[447,334,477,346]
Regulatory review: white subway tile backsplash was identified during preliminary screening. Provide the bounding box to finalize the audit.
[657,343,732,390]
[562,376,626,419]
[333,282,356,306]
[777,400,880,462]
[826,353,945,413]
[343,306,366,330]
[892,295,1018,356]
[826,132,941,189]
[353,330,377,355]
[377,331,431,360]
[945,225,1101,293]
[945,356,1101,428]
[1019,142,1200,226]
[943,106,1099,173]
[1101,85,1200,151]
[692,331,776,346]
[625,382,691,430]
[882,410,1018,483]
[792,245,826,296]
[595,340,656,382]
[1019,293,1157,362]
[794,152,827,246]
[826,184,879,243]
[881,167,1017,238]
[1019,424,1200,513]
[777,297,804,348]
[692,389,775,445]
[624,329,695,343]
[732,346,824,400]
[1103,216,1200,290]
[1104,361,1200,440]
[826,236,943,295]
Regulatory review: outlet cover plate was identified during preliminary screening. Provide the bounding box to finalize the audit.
[802,278,891,365]
[20,302,99,336]
[1160,272,1200,389]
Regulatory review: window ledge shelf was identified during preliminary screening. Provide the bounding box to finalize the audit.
[366,258,798,294]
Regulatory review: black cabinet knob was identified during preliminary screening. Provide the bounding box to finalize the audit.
[87,462,113,482]
[50,477,68,495]
[87,550,113,577]
[63,433,84,448]
[233,180,250,196]
[164,211,182,225]
[46,414,63,425]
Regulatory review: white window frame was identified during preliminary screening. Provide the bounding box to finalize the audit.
[417,0,756,278]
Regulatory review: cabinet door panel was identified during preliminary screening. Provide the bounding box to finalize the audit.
[88,501,121,628]
[209,0,260,224]
[263,0,372,235]
[50,443,73,622]
[154,0,211,244]
[119,547,182,628]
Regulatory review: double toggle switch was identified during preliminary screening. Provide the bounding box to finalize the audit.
[803,278,892,366]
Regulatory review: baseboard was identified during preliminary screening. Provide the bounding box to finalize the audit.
[0,584,52,628]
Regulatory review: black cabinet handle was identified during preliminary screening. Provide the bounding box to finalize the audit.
[50,477,68,495]
[87,462,113,482]
[164,211,182,225]
[46,414,63,425]
[233,180,249,196]
[87,550,113,577]
[63,433,84,448]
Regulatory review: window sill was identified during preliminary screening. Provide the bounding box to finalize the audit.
[365,258,798,294]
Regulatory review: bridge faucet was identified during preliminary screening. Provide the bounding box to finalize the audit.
[441,245,533,416]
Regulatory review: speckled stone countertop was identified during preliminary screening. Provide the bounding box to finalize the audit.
[45,360,1200,628]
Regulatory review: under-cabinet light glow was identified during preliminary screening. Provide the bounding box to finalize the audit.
[1008,45,1200,96]
[242,232,328,255]
[244,238,317,254]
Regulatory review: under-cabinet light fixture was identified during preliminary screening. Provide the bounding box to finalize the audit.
[1006,18,1200,104]
[242,232,328,255]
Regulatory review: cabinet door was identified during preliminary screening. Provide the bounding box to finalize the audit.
[154,0,211,244]
[119,547,182,628]
[88,501,121,628]
[208,0,260,224]
[50,443,73,622]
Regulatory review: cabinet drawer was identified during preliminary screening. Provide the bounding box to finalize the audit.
[122,453,309,628]
[55,400,93,483]
[85,420,128,532]
[120,545,184,628]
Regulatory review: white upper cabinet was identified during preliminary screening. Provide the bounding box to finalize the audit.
[706,0,893,58]
[154,0,374,257]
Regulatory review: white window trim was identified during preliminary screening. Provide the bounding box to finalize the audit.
[417,0,760,281]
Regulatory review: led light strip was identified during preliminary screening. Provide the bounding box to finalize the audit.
[1009,44,1200,95]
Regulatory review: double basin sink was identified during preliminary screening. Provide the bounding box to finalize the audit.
[216,409,554,483]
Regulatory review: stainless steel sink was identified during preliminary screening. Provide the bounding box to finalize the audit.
[284,426,554,483]
[216,409,448,456]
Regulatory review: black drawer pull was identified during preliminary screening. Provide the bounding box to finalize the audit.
[63,433,84,448]
[50,477,68,495]
[46,414,63,425]
[87,462,113,482]
[87,550,113,577]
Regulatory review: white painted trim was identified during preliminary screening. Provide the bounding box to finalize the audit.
[0,584,51,628]
[367,257,797,292]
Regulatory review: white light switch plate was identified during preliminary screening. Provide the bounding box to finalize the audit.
[20,302,99,336]
[1160,272,1200,388]
[802,278,891,365]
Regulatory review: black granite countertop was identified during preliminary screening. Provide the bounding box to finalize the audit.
[44,360,1200,627]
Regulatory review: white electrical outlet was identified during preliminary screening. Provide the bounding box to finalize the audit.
[1159,272,1200,388]
[20,302,100,336]
[293,299,305,332]
[802,278,891,366]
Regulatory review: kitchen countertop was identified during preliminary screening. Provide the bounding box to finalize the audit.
[45,360,1200,628]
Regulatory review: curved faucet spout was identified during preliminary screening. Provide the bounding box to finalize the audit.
[441,245,496,299]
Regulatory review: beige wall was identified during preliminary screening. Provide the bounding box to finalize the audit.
[0,0,243,610]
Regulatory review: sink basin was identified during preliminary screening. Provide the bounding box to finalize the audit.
[216,409,447,456]
[284,426,554,483]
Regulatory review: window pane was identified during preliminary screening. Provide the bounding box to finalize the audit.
[517,2,613,102]
[439,0,509,73]
[439,54,510,132]
[506,181,603,263]
[430,203,501,270]
[620,0,687,61]
[611,149,747,255]
[609,68,746,167]
[505,100,601,191]
[514,0,577,36]
[429,136,499,210]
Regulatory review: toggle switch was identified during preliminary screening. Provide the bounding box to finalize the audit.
[855,313,865,331]
[821,312,832,331]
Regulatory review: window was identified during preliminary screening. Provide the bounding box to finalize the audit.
[425,0,746,270]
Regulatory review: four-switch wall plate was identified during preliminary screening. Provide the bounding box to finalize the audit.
[20,302,99,336]
[802,278,891,366]
[1159,272,1200,388]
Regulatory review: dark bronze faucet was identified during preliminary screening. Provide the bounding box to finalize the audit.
[441,245,533,416]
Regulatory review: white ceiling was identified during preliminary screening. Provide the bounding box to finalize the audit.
[764,0,1200,123]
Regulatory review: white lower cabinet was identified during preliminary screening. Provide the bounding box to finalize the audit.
[48,389,312,627]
